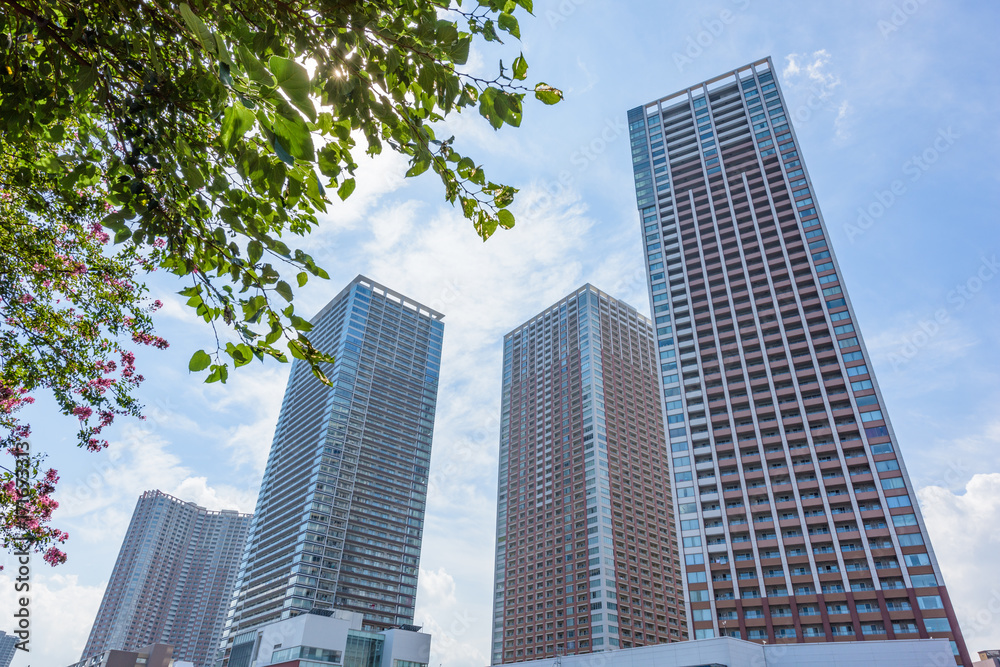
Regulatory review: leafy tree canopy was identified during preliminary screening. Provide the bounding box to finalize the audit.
[0,0,560,562]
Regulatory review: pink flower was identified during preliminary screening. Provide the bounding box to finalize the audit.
[86,438,108,452]
[132,332,169,350]
[42,547,67,566]
[88,222,110,243]
[71,405,93,421]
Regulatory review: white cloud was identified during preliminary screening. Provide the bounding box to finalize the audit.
[919,474,1000,654]
[783,49,840,90]
[419,566,459,609]
[302,142,412,251]
[57,424,256,546]
[416,567,488,667]
[0,571,104,667]
[863,309,980,382]
[208,366,290,475]
[834,99,853,143]
[152,291,203,327]
[782,49,852,143]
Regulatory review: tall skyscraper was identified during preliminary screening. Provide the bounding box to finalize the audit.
[0,631,17,667]
[490,285,685,664]
[81,490,251,667]
[223,276,443,659]
[626,57,970,664]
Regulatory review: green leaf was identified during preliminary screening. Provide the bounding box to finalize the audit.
[498,209,515,229]
[478,88,503,129]
[270,104,315,161]
[266,161,287,197]
[71,163,101,187]
[288,339,307,360]
[220,104,255,150]
[227,342,253,367]
[269,56,316,122]
[247,240,263,264]
[45,125,66,142]
[181,162,206,189]
[189,350,212,372]
[268,132,295,166]
[179,3,216,54]
[296,271,308,287]
[512,54,528,81]
[406,157,431,177]
[206,363,230,383]
[275,280,293,302]
[337,178,356,201]
[498,13,520,39]
[38,155,63,174]
[237,45,275,86]
[71,65,99,94]
[451,36,471,64]
[534,83,563,105]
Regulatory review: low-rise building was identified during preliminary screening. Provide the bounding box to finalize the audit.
[974,650,1000,667]
[68,643,174,667]
[227,609,430,667]
[491,635,955,667]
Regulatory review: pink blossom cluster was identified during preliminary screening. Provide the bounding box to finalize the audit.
[0,386,34,414]
[71,405,93,421]
[86,437,108,452]
[88,222,110,244]
[132,332,169,349]
[1,479,18,502]
[43,546,67,566]
[86,377,116,394]
[39,469,59,495]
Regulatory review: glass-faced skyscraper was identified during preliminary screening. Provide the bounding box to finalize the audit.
[81,490,251,667]
[223,276,443,662]
[626,58,970,664]
[491,285,685,664]
[0,631,19,667]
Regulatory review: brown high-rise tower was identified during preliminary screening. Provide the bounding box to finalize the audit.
[490,285,686,664]
[627,56,970,665]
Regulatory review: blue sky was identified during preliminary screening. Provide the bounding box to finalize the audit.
[4,1,999,665]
